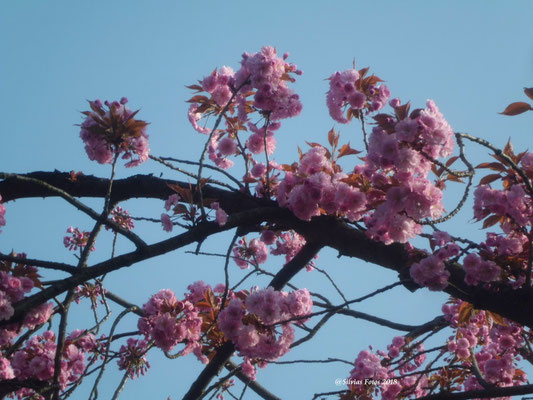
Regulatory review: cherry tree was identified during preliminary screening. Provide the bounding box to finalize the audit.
[1,45,533,400]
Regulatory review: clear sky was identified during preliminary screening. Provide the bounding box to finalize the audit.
[1,1,532,399]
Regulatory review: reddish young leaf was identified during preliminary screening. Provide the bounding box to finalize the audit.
[475,162,506,172]
[337,143,361,158]
[445,156,459,168]
[500,102,532,116]
[186,95,209,104]
[503,138,516,160]
[328,128,339,148]
[479,173,501,185]
[524,87,533,100]
[395,102,411,121]
[482,214,502,229]
[457,302,474,325]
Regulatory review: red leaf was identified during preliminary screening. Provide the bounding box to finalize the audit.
[445,156,459,168]
[503,138,515,159]
[328,128,339,148]
[524,87,533,101]
[186,95,209,104]
[479,173,501,185]
[185,84,204,92]
[500,102,532,116]
[337,143,361,158]
[395,102,411,120]
[482,214,502,229]
[475,162,506,172]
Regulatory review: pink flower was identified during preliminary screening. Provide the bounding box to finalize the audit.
[0,356,14,379]
[161,213,173,232]
[80,98,149,167]
[218,137,237,156]
[410,255,450,291]
[211,202,228,226]
[164,194,180,212]
[117,338,150,379]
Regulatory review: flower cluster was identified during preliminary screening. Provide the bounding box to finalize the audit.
[232,237,269,269]
[137,289,203,357]
[74,283,107,309]
[345,340,427,400]
[234,46,302,121]
[230,230,317,271]
[106,206,135,231]
[277,146,367,222]
[327,67,390,123]
[270,230,316,271]
[218,287,312,379]
[409,231,459,291]
[0,270,34,321]
[441,299,527,394]
[63,227,95,252]
[117,338,151,379]
[274,97,454,246]
[187,46,302,173]
[138,283,312,381]
[80,97,149,167]
[7,330,97,398]
[0,256,54,348]
[344,297,528,399]
[362,100,454,244]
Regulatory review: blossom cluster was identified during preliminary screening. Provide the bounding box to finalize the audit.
[106,206,135,231]
[138,282,312,381]
[74,283,107,309]
[277,146,367,222]
[0,256,54,350]
[187,46,302,172]
[346,338,427,399]
[231,230,316,271]
[327,67,390,123]
[117,338,151,379]
[137,289,203,358]
[63,226,95,252]
[441,300,527,394]
[234,46,303,121]
[5,330,98,398]
[218,287,312,379]
[344,297,528,399]
[361,100,454,244]
[80,97,149,167]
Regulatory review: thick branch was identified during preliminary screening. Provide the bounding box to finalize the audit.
[3,171,533,329]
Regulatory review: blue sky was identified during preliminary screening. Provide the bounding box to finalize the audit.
[1,1,532,399]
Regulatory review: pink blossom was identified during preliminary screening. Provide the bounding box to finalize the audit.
[0,356,14,379]
[117,338,150,379]
[80,98,149,167]
[188,104,211,134]
[161,213,173,232]
[211,202,228,226]
[410,255,450,291]
[218,137,237,156]
[63,227,95,252]
[164,194,181,212]
[251,162,267,177]
[106,206,134,231]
